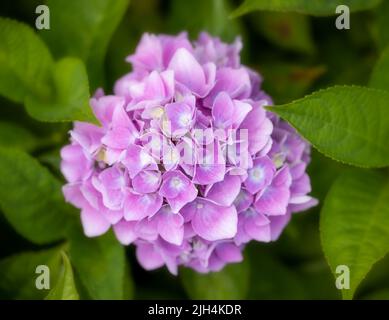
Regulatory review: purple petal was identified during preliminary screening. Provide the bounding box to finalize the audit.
[203,67,251,106]
[132,171,161,194]
[206,174,241,206]
[191,198,238,241]
[155,206,184,245]
[215,243,243,263]
[127,33,163,72]
[254,166,292,216]
[168,48,211,96]
[122,145,155,178]
[233,189,253,213]
[90,95,125,127]
[239,103,273,155]
[244,211,271,242]
[135,242,165,270]
[212,92,234,129]
[60,144,92,183]
[244,156,275,195]
[80,205,110,237]
[124,191,162,221]
[113,220,137,245]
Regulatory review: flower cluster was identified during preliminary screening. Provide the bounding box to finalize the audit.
[61,32,317,274]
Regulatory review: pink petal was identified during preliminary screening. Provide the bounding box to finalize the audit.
[81,206,110,237]
[191,199,238,241]
[135,242,165,270]
[206,174,241,206]
[113,220,137,245]
[124,191,162,221]
[155,207,184,245]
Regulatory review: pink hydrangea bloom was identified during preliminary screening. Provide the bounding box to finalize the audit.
[61,32,317,274]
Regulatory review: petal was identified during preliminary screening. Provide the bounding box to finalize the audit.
[81,206,110,237]
[166,182,198,213]
[124,191,163,221]
[244,212,271,242]
[215,243,243,263]
[63,183,87,209]
[191,199,238,241]
[102,127,135,149]
[233,189,253,213]
[156,207,184,245]
[268,212,291,241]
[90,95,125,127]
[127,33,163,71]
[159,170,188,198]
[168,48,207,96]
[239,103,273,155]
[232,100,252,128]
[134,218,159,241]
[132,171,161,194]
[60,145,91,183]
[70,122,103,155]
[206,174,241,206]
[212,92,234,129]
[203,67,251,106]
[254,166,292,216]
[122,145,155,178]
[164,100,194,137]
[113,220,137,245]
[244,156,275,194]
[135,242,165,271]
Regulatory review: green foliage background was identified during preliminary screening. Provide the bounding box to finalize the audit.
[0,0,388,300]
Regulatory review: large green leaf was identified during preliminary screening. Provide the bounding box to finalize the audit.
[68,226,131,300]
[41,0,130,89]
[0,148,73,244]
[25,57,97,124]
[231,0,382,17]
[321,169,389,299]
[0,121,39,151]
[0,17,53,102]
[169,0,240,41]
[369,46,389,91]
[269,86,389,168]
[181,259,250,299]
[46,252,79,300]
[0,247,62,299]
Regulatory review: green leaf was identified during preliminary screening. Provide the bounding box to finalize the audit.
[269,86,389,168]
[0,17,53,102]
[181,259,250,299]
[169,0,240,41]
[369,46,389,91]
[0,121,39,151]
[68,225,130,299]
[46,252,79,300]
[0,148,73,244]
[25,57,97,124]
[0,247,62,299]
[41,0,130,89]
[321,169,389,299]
[231,0,382,17]
[254,12,314,54]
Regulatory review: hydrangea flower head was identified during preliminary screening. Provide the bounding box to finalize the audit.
[61,32,317,274]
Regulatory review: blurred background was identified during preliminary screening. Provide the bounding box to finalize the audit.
[0,0,388,300]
